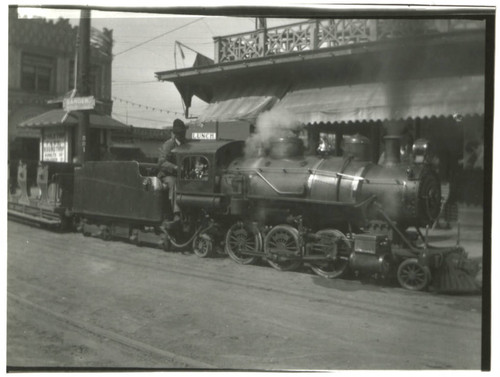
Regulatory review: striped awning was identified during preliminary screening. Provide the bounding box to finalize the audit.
[197,81,289,123]
[273,75,485,124]
[19,109,130,130]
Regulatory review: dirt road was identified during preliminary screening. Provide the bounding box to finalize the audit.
[7,220,483,370]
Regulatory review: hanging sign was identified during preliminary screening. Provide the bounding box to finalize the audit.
[63,96,96,112]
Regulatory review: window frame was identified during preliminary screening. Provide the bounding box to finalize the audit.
[21,53,55,93]
[180,155,211,182]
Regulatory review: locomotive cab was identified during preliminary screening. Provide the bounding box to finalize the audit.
[174,140,244,212]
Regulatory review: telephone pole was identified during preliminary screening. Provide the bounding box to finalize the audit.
[76,8,91,163]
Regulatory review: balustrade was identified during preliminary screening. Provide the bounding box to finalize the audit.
[213,19,484,63]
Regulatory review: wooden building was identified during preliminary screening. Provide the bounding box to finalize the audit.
[156,18,490,206]
[8,7,114,161]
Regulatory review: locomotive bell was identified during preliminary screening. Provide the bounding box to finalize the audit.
[269,136,304,159]
[343,134,371,161]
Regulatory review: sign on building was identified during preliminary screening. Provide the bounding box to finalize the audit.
[40,129,69,162]
[63,96,96,112]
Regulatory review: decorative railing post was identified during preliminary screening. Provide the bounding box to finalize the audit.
[258,28,267,57]
[214,37,220,64]
[311,19,319,50]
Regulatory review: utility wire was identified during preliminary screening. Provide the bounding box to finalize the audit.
[112,112,170,124]
[202,19,215,35]
[113,96,193,117]
[114,17,204,57]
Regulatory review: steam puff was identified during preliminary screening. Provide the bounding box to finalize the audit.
[255,108,300,140]
[245,108,300,158]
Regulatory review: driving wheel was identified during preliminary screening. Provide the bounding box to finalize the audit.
[310,229,351,279]
[264,224,302,271]
[225,222,261,265]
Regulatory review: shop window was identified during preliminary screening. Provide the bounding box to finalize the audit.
[317,132,337,155]
[181,156,210,181]
[21,54,54,92]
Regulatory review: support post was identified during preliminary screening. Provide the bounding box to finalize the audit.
[213,37,220,64]
[256,18,267,57]
[311,19,319,50]
[76,9,91,163]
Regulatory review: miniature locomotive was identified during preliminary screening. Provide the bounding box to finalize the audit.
[8,132,479,292]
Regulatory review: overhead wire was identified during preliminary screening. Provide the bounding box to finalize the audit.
[202,19,215,35]
[112,112,170,124]
[113,96,193,117]
[114,17,205,57]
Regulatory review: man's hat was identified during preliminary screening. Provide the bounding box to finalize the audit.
[172,119,187,134]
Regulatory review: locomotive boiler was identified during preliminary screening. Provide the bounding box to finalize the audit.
[221,134,441,230]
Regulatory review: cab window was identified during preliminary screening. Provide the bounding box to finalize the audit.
[180,156,209,181]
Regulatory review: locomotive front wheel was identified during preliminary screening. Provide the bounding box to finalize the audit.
[264,225,302,272]
[397,258,431,291]
[225,222,261,265]
[193,233,214,258]
[310,229,351,279]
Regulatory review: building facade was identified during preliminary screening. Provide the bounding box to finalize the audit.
[157,18,490,206]
[8,7,113,160]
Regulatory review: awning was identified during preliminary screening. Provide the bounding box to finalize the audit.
[19,109,130,130]
[273,75,485,124]
[197,81,289,123]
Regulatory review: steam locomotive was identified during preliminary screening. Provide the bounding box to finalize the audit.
[8,132,478,292]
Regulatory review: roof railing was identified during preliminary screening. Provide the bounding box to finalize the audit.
[213,19,485,63]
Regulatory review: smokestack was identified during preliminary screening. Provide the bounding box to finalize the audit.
[383,135,401,166]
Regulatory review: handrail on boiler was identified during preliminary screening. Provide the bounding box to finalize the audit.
[252,170,305,196]
[230,166,402,185]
